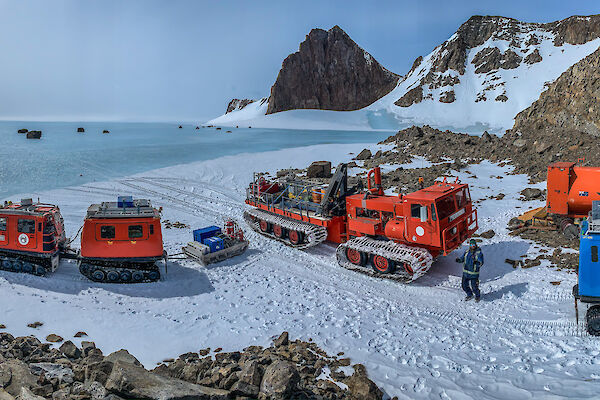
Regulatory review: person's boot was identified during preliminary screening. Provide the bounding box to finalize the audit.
[475,297,481,303]
[464,295,473,301]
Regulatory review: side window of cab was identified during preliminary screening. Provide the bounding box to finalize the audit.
[0,218,6,231]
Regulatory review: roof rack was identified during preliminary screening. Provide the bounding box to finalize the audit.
[86,199,157,219]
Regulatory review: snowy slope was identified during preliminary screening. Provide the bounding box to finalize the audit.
[1,145,600,399]
[374,33,600,130]
[208,16,600,133]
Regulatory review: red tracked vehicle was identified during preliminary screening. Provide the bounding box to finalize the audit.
[244,164,478,282]
[0,199,66,276]
[78,197,166,283]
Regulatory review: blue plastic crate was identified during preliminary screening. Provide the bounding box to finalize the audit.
[118,196,134,208]
[203,236,224,253]
[193,226,221,243]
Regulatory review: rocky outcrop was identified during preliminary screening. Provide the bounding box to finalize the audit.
[226,98,255,114]
[512,46,600,137]
[394,14,600,107]
[25,131,41,139]
[0,331,384,400]
[266,25,399,114]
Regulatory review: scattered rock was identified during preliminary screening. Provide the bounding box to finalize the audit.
[45,335,63,344]
[306,161,332,178]
[104,350,141,367]
[26,323,42,329]
[25,131,41,139]
[76,128,85,133]
[102,130,110,134]
[479,229,496,239]
[273,332,289,347]
[17,129,27,134]
[178,125,182,129]
[59,341,81,359]
[355,149,372,160]
[73,332,87,338]
[105,361,230,400]
[520,188,543,200]
[260,360,300,399]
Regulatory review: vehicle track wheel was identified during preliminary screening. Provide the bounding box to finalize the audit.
[91,269,106,282]
[259,219,271,233]
[288,230,304,245]
[2,259,12,270]
[132,271,144,282]
[346,248,365,266]
[273,224,286,238]
[587,305,600,336]
[12,261,22,272]
[148,271,160,281]
[35,266,46,276]
[120,271,132,282]
[22,263,33,274]
[402,262,414,275]
[79,263,89,275]
[372,255,395,274]
[107,271,120,282]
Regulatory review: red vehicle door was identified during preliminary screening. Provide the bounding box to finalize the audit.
[405,202,434,246]
[0,217,8,246]
[16,217,37,250]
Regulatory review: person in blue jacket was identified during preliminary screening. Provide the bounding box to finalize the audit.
[456,239,484,302]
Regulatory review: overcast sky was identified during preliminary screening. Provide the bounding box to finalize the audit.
[0,0,597,122]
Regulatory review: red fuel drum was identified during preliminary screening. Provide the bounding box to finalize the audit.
[547,162,600,218]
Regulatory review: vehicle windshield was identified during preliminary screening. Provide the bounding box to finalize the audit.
[436,195,457,220]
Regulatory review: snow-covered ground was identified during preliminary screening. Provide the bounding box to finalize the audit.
[2,143,599,399]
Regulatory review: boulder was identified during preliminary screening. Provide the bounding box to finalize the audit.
[17,129,27,134]
[80,341,96,356]
[14,388,43,400]
[59,341,81,359]
[520,188,543,200]
[512,139,526,148]
[73,331,87,338]
[355,149,372,160]
[0,389,14,400]
[29,363,74,384]
[237,360,262,386]
[45,334,63,343]
[306,161,332,179]
[178,125,183,129]
[273,332,289,348]
[0,360,37,397]
[105,349,141,366]
[105,360,230,400]
[479,229,496,239]
[25,131,41,139]
[344,368,382,400]
[230,380,259,397]
[76,128,85,133]
[102,130,110,134]
[259,361,300,399]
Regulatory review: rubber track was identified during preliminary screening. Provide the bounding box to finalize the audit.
[78,261,162,284]
[243,209,328,250]
[336,237,434,283]
[503,318,589,337]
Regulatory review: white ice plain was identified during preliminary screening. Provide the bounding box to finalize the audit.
[1,143,599,400]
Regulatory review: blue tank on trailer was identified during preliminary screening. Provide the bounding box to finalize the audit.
[193,226,221,243]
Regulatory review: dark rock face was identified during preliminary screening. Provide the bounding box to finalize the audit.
[226,98,255,114]
[395,86,423,107]
[266,25,399,114]
[524,48,542,64]
[550,15,600,46]
[513,46,600,138]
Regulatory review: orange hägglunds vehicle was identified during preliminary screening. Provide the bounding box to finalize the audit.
[0,199,66,275]
[78,197,166,283]
[244,164,478,282]
[546,162,600,237]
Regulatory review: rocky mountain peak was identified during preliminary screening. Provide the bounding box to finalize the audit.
[265,25,399,114]
[393,14,600,112]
